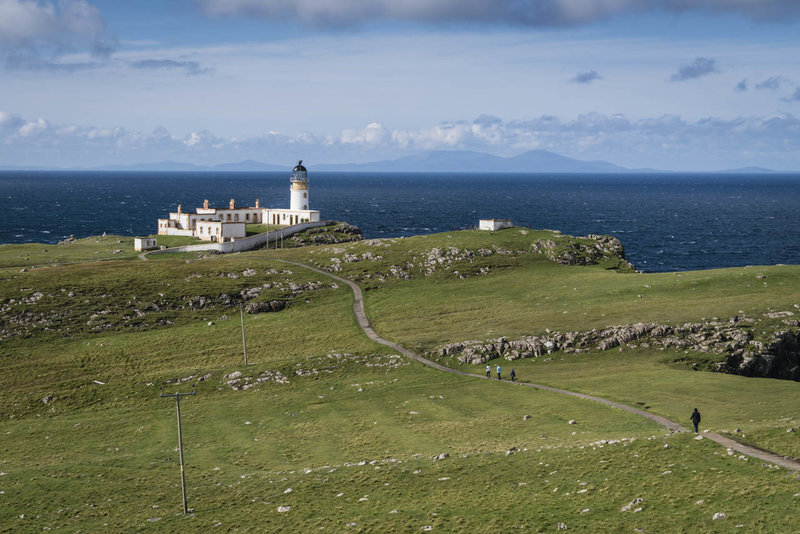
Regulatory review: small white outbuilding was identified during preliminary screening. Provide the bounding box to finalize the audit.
[134,237,158,251]
[479,219,513,231]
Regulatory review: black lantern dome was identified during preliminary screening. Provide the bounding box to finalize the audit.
[291,160,308,182]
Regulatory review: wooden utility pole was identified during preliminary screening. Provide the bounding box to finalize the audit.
[160,390,196,514]
[240,305,248,365]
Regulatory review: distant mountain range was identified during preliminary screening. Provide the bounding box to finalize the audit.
[0,150,792,173]
[315,150,632,173]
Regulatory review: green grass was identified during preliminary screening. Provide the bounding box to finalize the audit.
[364,262,799,349]
[0,235,141,269]
[451,348,800,459]
[1,226,799,532]
[246,223,286,235]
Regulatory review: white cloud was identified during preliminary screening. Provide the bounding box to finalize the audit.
[0,0,115,60]
[193,0,800,27]
[0,0,55,46]
[18,116,47,136]
[2,109,799,170]
[338,122,389,145]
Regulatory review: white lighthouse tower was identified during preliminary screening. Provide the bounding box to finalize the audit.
[290,160,309,211]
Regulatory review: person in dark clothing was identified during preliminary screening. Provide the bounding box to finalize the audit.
[690,408,701,433]
[510,368,516,383]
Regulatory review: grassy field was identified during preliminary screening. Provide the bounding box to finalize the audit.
[246,223,287,236]
[0,235,142,268]
[1,226,798,532]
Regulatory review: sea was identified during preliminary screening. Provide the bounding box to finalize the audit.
[1,171,798,273]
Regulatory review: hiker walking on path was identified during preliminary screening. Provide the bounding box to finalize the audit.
[510,368,516,383]
[690,408,702,433]
[486,364,491,378]
[496,365,502,380]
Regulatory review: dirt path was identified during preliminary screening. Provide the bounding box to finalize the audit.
[276,258,800,471]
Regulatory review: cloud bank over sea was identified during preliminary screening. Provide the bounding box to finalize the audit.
[2,109,799,171]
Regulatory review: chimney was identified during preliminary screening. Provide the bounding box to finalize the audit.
[203,199,209,209]
[230,198,236,209]
[255,199,260,208]
[177,204,182,214]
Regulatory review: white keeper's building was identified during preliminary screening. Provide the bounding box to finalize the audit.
[158,161,320,242]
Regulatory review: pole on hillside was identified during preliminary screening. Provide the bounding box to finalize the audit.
[160,389,196,514]
[240,305,248,365]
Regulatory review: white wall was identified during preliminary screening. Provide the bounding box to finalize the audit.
[147,221,329,255]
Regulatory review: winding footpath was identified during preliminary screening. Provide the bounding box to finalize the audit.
[273,258,800,472]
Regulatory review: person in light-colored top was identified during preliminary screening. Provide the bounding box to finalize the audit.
[496,365,502,380]
[486,364,491,378]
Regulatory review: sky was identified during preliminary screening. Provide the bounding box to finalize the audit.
[1,0,799,171]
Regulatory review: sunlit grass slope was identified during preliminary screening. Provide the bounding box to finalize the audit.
[1,226,798,531]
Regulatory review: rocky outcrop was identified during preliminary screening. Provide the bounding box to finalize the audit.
[245,300,286,314]
[432,315,800,381]
[292,222,364,246]
[723,331,800,380]
[320,231,634,281]
[531,234,633,268]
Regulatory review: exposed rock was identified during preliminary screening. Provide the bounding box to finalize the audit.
[224,369,289,390]
[621,498,644,512]
[245,300,287,314]
[724,330,800,380]
[432,317,799,381]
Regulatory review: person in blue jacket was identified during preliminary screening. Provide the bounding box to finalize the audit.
[496,364,502,380]
[510,368,516,383]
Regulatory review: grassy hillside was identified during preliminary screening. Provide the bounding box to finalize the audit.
[1,226,798,532]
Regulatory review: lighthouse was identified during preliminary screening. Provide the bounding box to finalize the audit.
[290,160,309,211]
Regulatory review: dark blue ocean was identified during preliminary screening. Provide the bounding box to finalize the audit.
[1,171,798,273]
